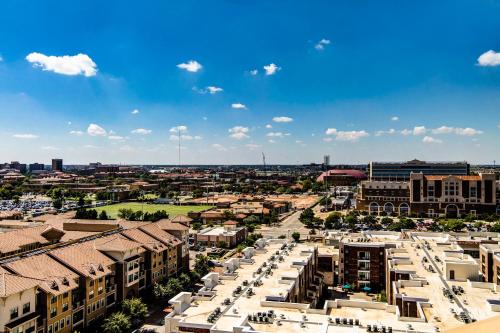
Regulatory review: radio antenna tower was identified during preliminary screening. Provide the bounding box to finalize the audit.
[178,128,181,168]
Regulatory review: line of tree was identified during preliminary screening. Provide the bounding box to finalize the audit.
[117,208,169,221]
[75,208,109,220]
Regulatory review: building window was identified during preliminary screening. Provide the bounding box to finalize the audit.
[51,296,57,304]
[22,302,30,314]
[428,185,434,197]
[62,303,68,312]
[89,290,94,299]
[63,292,69,299]
[50,307,57,318]
[54,322,58,332]
[66,315,71,326]
[10,307,18,320]
[48,325,52,333]
[470,186,477,198]
[89,280,94,287]
[358,251,370,260]
[60,318,65,329]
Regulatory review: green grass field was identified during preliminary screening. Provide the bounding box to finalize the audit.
[95,202,212,219]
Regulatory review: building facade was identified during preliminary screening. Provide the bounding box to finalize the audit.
[368,160,470,181]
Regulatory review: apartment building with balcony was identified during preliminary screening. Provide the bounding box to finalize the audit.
[92,234,146,302]
[339,239,395,291]
[155,220,189,272]
[49,242,116,329]
[4,254,80,333]
[0,267,40,333]
[122,228,174,287]
[139,223,181,277]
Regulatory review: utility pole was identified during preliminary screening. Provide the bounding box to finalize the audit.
[178,128,181,168]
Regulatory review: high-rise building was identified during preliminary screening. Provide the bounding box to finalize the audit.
[9,161,27,174]
[28,163,45,173]
[323,155,330,167]
[51,158,63,171]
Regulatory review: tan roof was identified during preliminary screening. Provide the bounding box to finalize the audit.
[121,228,169,253]
[117,220,151,230]
[0,267,40,298]
[0,225,62,254]
[171,215,192,224]
[155,219,189,232]
[140,223,182,247]
[223,220,238,225]
[4,254,79,296]
[50,242,115,279]
[93,234,145,254]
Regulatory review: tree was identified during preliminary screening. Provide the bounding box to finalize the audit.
[324,212,342,230]
[299,208,315,225]
[490,222,500,233]
[441,219,465,232]
[99,210,109,220]
[344,215,358,229]
[194,255,211,276]
[122,298,147,324]
[102,312,131,333]
[52,198,63,210]
[77,196,85,207]
[178,273,191,287]
[291,231,301,242]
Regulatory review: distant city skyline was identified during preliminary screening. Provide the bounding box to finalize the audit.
[1,1,500,164]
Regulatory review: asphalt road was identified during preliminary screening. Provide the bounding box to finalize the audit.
[258,210,309,238]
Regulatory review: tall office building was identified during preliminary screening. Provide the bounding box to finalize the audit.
[29,163,45,173]
[323,155,330,167]
[368,159,469,180]
[51,158,63,171]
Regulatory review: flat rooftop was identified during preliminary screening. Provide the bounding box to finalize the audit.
[167,240,441,333]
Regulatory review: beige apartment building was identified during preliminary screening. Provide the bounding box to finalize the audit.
[0,267,40,333]
[4,254,80,333]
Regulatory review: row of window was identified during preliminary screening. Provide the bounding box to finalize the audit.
[9,302,30,320]
[87,298,106,315]
[47,316,71,333]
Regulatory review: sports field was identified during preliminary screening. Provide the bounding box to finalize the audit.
[95,202,212,219]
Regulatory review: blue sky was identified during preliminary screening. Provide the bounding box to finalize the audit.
[1,0,500,164]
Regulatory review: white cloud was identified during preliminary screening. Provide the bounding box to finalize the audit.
[212,143,227,151]
[202,116,208,121]
[324,128,369,142]
[314,38,331,50]
[193,86,223,94]
[391,116,399,121]
[131,109,140,115]
[432,126,454,134]
[268,139,276,143]
[87,123,107,136]
[231,103,247,110]
[26,52,97,76]
[13,133,38,139]
[228,126,249,140]
[169,125,188,133]
[477,50,500,67]
[131,128,152,135]
[245,144,261,150]
[169,134,202,141]
[206,86,223,94]
[375,129,396,136]
[413,126,427,136]
[263,63,281,75]
[108,135,126,141]
[431,126,483,136]
[272,116,293,123]
[422,136,442,144]
[400,129,412,136]
[267,132,285,138]
[177,60,202,72]
[323,137,333,142]
[265,124,273,129]
[69,130,83,136]
[249,69,258,76]
[41,146,59,151]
